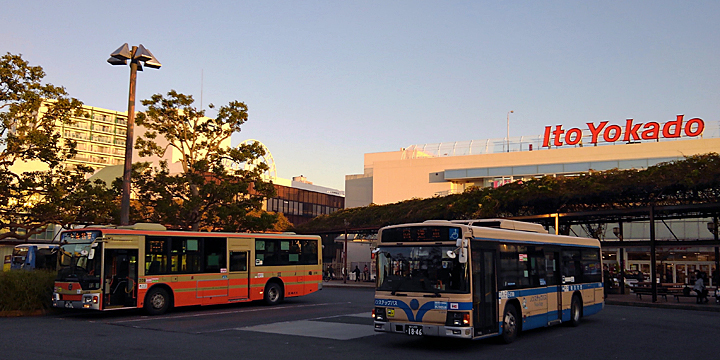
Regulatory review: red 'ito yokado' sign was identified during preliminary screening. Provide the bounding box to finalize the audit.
[543,115,704,147]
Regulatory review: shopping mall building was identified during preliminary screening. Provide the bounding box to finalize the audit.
[345,115,720,286]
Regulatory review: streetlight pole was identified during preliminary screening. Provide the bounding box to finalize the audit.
[506,110,514,152]
[107,44,161,226]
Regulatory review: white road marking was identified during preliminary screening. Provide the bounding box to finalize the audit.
[198,312,378,340]
[233,313,379,340]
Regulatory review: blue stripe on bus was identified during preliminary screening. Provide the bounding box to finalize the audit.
[374,299,473,322]
[500,283,602,299]
[472,237,600,248]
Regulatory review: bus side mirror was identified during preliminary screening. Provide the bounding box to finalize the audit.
[458,247,467,264]
[458,239,468,264]
[88,249,95,260]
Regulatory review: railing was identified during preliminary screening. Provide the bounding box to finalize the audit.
[401,121,720,160]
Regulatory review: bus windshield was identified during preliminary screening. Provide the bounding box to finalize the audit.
[376,245,469,294]
[56,243,101,289]
[11,247,28,266]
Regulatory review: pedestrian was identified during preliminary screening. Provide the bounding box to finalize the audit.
[636,270,645,284]
[363,264,369,281]
[353,266,361,282]
[327,265,335,280]
[692,271,708,303]
[603,265,611,297]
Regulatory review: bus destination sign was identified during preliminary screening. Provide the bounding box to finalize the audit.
[61,230,102,243]
[381,226,461,243]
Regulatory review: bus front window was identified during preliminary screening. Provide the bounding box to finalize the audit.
[56,243,101,289]
[11,247,29,269]
[376,246,469,294]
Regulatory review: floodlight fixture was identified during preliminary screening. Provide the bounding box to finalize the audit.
[109,43,132,61]
[107,57,127,66]
[135,44,153,62]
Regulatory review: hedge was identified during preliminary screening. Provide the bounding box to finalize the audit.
[0,270,56,312]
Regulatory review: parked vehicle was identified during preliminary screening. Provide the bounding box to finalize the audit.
[11,244,59,271]
[613,270,649,287]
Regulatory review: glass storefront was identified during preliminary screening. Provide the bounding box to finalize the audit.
[603,247,718,286]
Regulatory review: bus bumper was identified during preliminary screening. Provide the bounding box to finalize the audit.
[52,293,101,310]
[374,321,473,339]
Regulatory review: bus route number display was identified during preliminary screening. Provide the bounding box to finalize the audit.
[61,230,101,243]
[381,226,460,243]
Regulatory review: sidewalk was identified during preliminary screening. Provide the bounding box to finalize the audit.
[604,291,720,312]
[322,278,376,288]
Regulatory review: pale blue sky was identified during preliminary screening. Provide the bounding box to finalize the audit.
[2,1,718,190]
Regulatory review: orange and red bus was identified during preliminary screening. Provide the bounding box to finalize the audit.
[52,223,322,315]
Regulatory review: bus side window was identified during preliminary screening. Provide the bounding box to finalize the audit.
[229,251,247,272]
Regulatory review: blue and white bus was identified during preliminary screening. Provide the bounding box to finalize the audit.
[372,219,604,343]
[11,244,59,271]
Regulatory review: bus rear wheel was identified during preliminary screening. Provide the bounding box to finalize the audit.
[570,296,582,327]
[145,287,170,315]
[501,305,519,344]
[264,282,283,305]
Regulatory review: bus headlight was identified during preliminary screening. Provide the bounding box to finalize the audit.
[373,307,387,322]
[446,311,470,327]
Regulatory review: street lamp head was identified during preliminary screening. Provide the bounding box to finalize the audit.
[110,43,132,61]
[107,57,127,66]
[135,44,153,62]
[108,43,161,69]
[144,54,162,69]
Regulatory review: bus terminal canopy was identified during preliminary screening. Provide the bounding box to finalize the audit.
[299,202,720,243]
[510,202,720,247]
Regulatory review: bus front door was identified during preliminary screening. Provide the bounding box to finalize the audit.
[104,249,138,308]
[472,245,497,337]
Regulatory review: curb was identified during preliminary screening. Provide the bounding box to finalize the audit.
[322,282,375,289]
[0,309,52,317]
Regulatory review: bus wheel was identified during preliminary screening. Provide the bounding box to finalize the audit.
[264,282,283,305]
[570,296,582,327]
[145,287,170,315]
[501,305,519,344]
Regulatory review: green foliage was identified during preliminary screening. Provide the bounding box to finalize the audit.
[0,270,55,312]
[131,91,277,231]
[0,53,119,240]
[295,153,720,233]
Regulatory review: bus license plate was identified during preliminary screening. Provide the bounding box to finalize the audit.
[405,325,423,336]
[64,302,73,309]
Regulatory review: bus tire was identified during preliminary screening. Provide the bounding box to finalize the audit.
[570,295,582,327]
[264,282,283,305]
[501,304,519,344]
[144,287,170,315]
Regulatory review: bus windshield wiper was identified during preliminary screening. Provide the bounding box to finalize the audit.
[391,278,407,295]
[423,292,441,297]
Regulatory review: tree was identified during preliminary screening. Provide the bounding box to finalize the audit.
[0,53,118,241]
[131,90,277,231]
